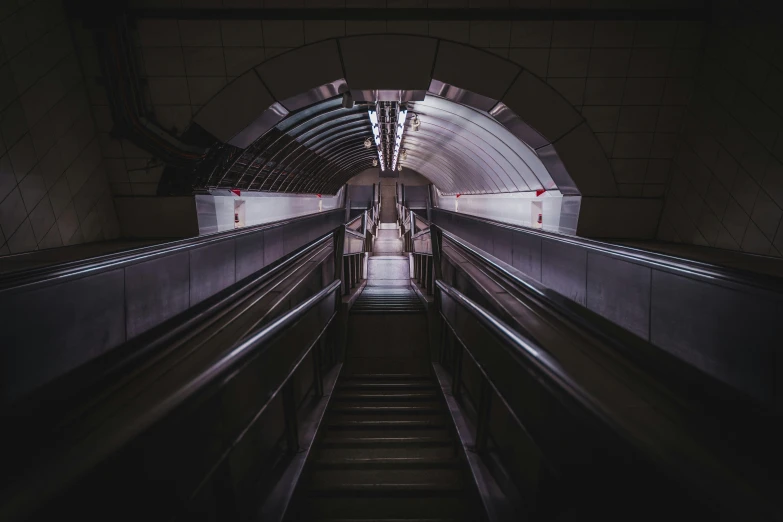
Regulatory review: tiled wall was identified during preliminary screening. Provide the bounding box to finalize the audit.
[656,4,783,257]
[98,5,703,199]
[0,0,119,256]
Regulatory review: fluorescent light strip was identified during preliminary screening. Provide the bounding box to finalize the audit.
[368,109,385,169]
[390,109,407,172]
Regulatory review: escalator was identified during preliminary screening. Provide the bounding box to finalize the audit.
[287,224,482,520]
[2,202,782,521]
[287,284,481,521]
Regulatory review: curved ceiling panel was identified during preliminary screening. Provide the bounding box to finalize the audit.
[403,96,556,195]
[203,97,376,194]
[202,94,558,196]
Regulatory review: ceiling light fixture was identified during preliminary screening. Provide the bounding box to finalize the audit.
[412,113,421,131]
[372,158,378,167]
[364,137,372,148]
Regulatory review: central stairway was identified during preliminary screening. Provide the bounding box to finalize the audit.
[285,218,482,521]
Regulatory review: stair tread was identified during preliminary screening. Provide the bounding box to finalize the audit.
[314,457,461,469]
[329,420,446,428]
[332,401,443,414]
[321,436,452,446]
[334,392,439,400]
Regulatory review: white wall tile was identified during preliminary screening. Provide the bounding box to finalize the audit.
[508,48,549,77]
[581,106,620,133]
[148,77,191,105]
[750,189,782,240]
[142,47,186,76]
[1,101,29,147]
[56,200,78,242]
[7,217,36,253]
[731,168,760,214]
[38,218,62,248]
[592,21,635,48]
[0,187,27,238]
[589,48,630,77]
[263,21,305,47]
[740,220,771,254]
[179,20,222,47]
[28,195,54,242]
[618,106,659,132]
[429,21,470,44]
[547,48,589,77]
[18,164,45,210]
[224,47,265,76]
[634,22,677,48]
[137,19,181,47]
[584,77,625,105]
[551,21,593,48]
[8,133,36,182]
[221,20,264,47]
[0,154,15,202]
[183,47,226,76]
[623,77,665,105]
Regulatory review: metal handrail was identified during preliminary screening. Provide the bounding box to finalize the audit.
[0,279,343,521]
[435,279,778,520]
[0,208,345,292]
[344,228,365,240]
[431,207,783,294]
[438,227,754,407]
[4,233,338,416]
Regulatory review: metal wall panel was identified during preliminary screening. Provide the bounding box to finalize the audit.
[235,231,266,281]
[263,226,285,268]
[433,208,783,403]
[541,239,587,306]
[189,240,237,306]
[125,252,191,339]
[650,271,777,401]
[0,270,126,402]
[511,230,542,282]
[586,252,651,340]
[490,226,513,265]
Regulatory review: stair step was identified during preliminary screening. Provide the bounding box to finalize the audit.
[345,374,429,380]
[338,382,435,390]
[304,496,472,520]
[314,457,461,469]
[330,404,443,414]
[329,420,446,430]
[334,392,439,401]
[321,436,452,447]
[314,446,458,461]
[308,482,464,495]
[315,519,458,522]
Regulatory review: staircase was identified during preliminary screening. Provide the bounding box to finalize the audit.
[292,372,477,521]
[351,287,425,314]
[285,227,482,520]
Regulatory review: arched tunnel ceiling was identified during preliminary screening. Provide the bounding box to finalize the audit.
[202,94,556,196]
[404,96,555,195]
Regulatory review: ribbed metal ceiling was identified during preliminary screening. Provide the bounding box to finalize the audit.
[201,94,555,196]
[202,97,374,194]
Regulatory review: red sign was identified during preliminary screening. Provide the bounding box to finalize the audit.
[231,189,241,196]
[535,189,546,197]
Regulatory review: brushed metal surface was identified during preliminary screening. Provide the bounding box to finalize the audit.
[541,238,587,306]
[586,252,651,340]
[0,269,125,402]
[125,251,191,339]
[189,240,237,306]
